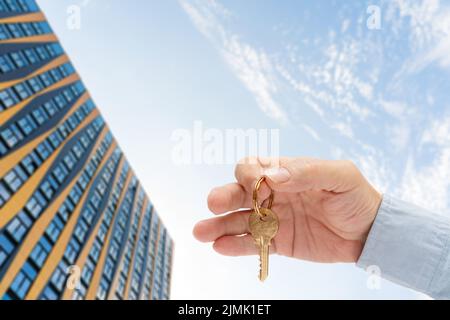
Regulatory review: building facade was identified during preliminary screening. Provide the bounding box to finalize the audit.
[0,0,173,300]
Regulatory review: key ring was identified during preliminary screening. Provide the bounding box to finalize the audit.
[253,176,274,218]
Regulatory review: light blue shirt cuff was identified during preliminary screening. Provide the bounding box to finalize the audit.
[357,194,450,299]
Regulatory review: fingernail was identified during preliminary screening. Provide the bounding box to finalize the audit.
[264,167,291,184]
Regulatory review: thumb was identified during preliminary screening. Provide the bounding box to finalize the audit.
[263,158,362,193]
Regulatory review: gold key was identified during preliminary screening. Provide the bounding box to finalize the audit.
[249,177,279,282]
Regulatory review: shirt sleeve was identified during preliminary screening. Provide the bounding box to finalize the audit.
[357,194,450,299]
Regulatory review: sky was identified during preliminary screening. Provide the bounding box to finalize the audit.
[35,0,450,299]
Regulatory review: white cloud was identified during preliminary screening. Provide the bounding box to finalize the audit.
[331,122,354,139]
[379,100,407,118]
[301,124,321,142]
[341,19,350,33]
[179,0,288,123]
[388,0,450,73]
[389,123,411,150]
[398,116,450,213]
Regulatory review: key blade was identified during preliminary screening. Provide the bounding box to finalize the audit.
[258,237,270,282]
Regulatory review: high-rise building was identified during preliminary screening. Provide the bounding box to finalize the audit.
[0,0,173,300]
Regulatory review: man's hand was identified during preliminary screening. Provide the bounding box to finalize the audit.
[193,158,382,263]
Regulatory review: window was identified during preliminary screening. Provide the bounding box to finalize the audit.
[10,52,28,69]
[46,215,64,243]
[34,46,48,60]
[21,156,34,176]
[43,100,58,116]
[78,172,89,190]
[0,89,18,109]
[1,128,18,148]
[40,180,54,201]
[31,107,48,125]
[53,95,66,109]
[97,278,109,300]
[116,275,126,296]
[89,239,102,262]
[64,238,80,265]
[58,202,70,222]
[48,131,63,149]
[52,163,69,184]
[90,191,102,209]
[27,77,43,93]
[0,55,13,74]
[63,90,74,103]
[0,25,10,40]
[17,114,37,136]
[7,24,23,38]
[25,195,43,219]
[41,286,58,300]
[81,259,94,284]
[13,83,31,100]
[97,221,108,242]
[0,234,14,267]
[5,0,20,12]
[20,23,35,37]
[10,270,32,299]
[23,48,39,64]
[51,262,68,291]
[6,210,31,242]
[39,72,52,87]
[36,141,51,160]
[30,237,51,268]
[72,142,83,159]
[104,257,114,280]
[4,169,23,192]
[49,68,62,82]
[63,152,76,170]
[109,241,119,260]
[72,284,86,300]
[74,220,88,243]
[0,181,11,207]
[69,184,82,204]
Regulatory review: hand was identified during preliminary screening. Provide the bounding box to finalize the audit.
[193,158,382,263]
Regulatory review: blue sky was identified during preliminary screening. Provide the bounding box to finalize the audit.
[36,0,450,299]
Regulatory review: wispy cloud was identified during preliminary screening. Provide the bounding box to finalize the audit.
[179,0,288,123]
[181,0,450,217]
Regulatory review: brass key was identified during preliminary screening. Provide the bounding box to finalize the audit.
[249,177,279,282]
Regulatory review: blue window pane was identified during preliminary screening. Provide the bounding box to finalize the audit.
[4,169,23,192]
[22,261,37,280]
[35,47,49,60]
[5,0,20,12]
[13,83,31,100]
[31,107,48,125]
[10,271,31,299]
[39,72,52,86]
[0,55,13,74]
[0,234,14,253]
[0,140,7,156]
[23,48,39,64]
[20,23,35,37]
[0,25,10,41]
[41,286,58,300]
[0,89,19,109]
[27,77,43,93]
[10,52,28,69]
[0,181,11,204]
[17,114,37,135]
[7,24,23,38]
